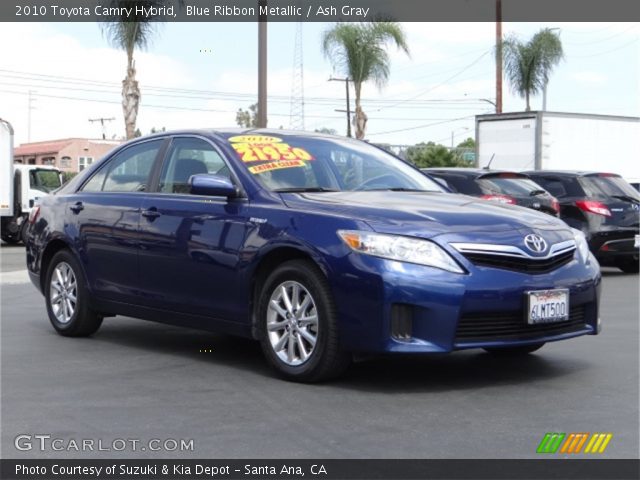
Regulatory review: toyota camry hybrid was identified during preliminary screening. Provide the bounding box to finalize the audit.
[26,130,601,382]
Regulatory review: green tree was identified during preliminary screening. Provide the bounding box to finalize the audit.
[322,22,409,139]
[236,103,259,128]
[406,142,473,168]
[456,137,475,149]
[502,28,564,111]
[101,1,176,139]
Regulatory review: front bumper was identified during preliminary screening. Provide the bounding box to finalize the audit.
[331,250,601,354]
[589,230,639,265]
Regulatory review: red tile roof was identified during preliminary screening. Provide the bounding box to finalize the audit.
[14,139,74,157]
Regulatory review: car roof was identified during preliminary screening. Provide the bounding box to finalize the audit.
[523,170,621,178]
[423,168,529,178]
[137,128,341,141]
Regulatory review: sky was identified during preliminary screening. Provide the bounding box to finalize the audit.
[0,21,638,147]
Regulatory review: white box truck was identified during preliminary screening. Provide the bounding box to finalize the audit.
[475,112,640,184]
[1,118,14,220]
[1,119,64,244]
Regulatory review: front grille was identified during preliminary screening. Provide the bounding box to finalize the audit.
[455,305,587,343]
[462,249,575,274]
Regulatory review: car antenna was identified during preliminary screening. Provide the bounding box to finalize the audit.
[483,153,495,170]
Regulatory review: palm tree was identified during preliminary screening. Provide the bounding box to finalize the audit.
[502,28,564,111]
[100,1,170,139]
[322,22,409,139]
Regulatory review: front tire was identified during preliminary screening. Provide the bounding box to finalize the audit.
[257,260,351,382]
[483,343,545,356]
[45,250,103,337]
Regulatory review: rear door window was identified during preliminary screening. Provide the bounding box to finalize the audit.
[82,140,163,193]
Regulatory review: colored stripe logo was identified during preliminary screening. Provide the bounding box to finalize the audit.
[537,433,613,454]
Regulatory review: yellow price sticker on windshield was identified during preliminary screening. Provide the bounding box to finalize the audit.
[232,141,314,163]
[228,135,283,145]
[248,160,305,174]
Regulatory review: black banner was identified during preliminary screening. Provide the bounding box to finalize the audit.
[3,0,640,22]
[2,459,640,480]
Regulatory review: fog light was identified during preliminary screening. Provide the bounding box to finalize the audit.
[391,304,413,341]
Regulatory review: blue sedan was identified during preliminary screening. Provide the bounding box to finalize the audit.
[26,130,601,381]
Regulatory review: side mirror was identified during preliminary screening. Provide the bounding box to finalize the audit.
[189,174,239,198]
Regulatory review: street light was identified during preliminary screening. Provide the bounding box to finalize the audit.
[451,127,470,148]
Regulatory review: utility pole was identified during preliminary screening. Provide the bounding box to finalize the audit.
[257,0,268,128]
[27,90,36,142]
[329,77,351,137]
[495,0,503,114]
[89,117,115,140]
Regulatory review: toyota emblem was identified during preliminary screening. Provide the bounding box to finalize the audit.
[524,234,548,253]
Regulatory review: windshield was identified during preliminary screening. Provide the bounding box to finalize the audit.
[30,169,62,193]
[579,176,640,201]
[222,134,444,192]
[478,177,548,196]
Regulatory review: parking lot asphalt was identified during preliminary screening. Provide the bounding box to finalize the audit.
[1,243,638,459]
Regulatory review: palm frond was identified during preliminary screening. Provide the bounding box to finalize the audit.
[501,29,564,102]
[321,21,409,88]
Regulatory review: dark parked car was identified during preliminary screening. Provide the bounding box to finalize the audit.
[524,171,640,273]
[26,130,601,382]
[423,168,559,216]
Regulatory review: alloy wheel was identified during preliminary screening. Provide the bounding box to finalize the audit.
[266,281,319,366]
[49,262,78,324]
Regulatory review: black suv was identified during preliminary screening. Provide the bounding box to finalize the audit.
[525,171,640,273]
[423,168,560,216]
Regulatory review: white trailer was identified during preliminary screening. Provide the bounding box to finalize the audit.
[475,112,640,183]
[0,118,13,218]
[1,120,64,244]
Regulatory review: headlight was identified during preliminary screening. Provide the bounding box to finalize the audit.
[337,230,464,274]
[572,228,590,264]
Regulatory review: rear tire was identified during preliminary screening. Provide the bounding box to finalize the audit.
[45,250,103,337]
[483,343,545,356]
[617,259,639,274]
[20,221,29,244]
[257,260,351,382]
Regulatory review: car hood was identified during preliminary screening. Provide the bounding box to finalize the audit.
[281,191,569,238]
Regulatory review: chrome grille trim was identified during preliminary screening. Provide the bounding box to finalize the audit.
[450,239,576,260]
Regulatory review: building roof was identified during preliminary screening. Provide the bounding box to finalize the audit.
[14,138,121,157]
[14,139,74,157]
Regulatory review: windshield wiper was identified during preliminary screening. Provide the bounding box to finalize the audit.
[529,189,547,196]
[273,187,339,193]
[611,194,640,204]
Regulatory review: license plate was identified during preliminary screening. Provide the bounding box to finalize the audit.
[527,289,569,324]
[635,235,640,248]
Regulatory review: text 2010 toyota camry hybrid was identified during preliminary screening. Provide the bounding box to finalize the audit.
[26,130,601,382]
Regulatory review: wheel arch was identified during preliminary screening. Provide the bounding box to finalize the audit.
[249,245,329,340]
[40,238,79,292]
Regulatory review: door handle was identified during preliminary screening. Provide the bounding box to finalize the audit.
[69,201,84,214]
[141,207,161,219]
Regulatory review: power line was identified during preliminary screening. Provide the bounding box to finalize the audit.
[374,51,491,112]
[571,38,639,58]
[0,69,496,106]
[0,89,480,122]
[564,24,638,46]
[368,115,478,137]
